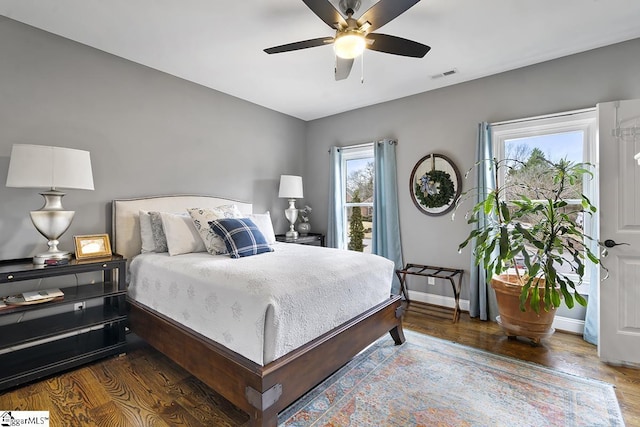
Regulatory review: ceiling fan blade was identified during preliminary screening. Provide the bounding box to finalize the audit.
[335,57,354,81]
[358,0,420,33]
[367,33,430,58]
[264,37,334,54]
[302,0,348,29]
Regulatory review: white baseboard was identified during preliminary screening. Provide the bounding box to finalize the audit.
[408,290,585,334]
[408,290,470,312]
[551,316,585,335]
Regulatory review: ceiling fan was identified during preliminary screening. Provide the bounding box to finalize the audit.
[264,0,431,81]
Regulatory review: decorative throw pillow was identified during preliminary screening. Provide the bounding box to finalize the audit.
[209,218,274,258]
[148,211,168,253]
[248,212,276,245]
[139,210,156,253]
[188,205,243,255]
[160,212,207,256]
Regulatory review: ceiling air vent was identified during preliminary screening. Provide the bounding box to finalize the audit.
[430,69,458,79]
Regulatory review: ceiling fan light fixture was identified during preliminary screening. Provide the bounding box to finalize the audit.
[334,32,366,59]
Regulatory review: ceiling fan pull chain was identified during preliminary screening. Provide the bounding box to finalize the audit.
[361,50,365,84]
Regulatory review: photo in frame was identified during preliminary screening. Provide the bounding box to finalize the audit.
[410,153,462,216]
[73,234,112,259]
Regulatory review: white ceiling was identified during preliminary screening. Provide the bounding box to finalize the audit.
[2,0,640,121]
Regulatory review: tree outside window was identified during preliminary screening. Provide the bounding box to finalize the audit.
[342,146,374,252]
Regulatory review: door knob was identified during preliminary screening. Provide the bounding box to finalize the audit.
[603,239,630,248]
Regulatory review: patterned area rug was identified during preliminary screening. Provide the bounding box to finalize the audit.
[279,330,624,427]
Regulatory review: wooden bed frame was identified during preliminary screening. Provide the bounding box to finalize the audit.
[113,195,405,426]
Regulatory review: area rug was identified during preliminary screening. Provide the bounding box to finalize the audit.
[279,330,624,427]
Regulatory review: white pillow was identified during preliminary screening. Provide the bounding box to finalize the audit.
[188,205,243,255]
[160,212,207,256]
[248,212,276,245]
[139,210,155,253]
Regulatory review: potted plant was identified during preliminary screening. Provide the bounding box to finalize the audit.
[455,154,599,343]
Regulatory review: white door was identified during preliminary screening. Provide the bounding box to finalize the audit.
[598,99,640,366]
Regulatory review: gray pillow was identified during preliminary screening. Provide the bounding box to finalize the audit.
[148,211,168,253]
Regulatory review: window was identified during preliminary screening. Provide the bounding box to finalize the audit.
[342,145,374,253]
[492,109,597,294]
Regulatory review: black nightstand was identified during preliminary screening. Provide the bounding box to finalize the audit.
[275,233,325,247]
[0,254,127,390]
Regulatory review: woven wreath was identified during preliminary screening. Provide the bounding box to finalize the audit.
[415,170,455,209]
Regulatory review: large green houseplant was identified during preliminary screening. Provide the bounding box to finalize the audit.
[456,153,599,342]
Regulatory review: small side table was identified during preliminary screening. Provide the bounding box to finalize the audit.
[396,263,464,323]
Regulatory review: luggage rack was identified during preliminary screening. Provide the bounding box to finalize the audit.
[396,263,464,322]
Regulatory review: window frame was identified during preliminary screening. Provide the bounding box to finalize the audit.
[341,144,375,250]
[493,109,596,195]
[491,109,597,294]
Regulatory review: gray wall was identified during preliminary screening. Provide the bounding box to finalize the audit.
[304,37,640,310]
[0,17,306,260]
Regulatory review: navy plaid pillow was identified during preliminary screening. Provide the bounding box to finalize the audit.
[209,218,274,258]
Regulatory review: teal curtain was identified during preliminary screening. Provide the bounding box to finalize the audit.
[469,123,499,320]
[372,139,404,295]
[327,146,345,249]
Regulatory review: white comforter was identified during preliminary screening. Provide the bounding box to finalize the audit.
[128,243,393,365]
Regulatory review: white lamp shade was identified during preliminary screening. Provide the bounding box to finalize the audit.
[278,175,303,198]
[6,144,94,190]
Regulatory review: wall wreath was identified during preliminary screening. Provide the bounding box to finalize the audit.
[410,153,462,216]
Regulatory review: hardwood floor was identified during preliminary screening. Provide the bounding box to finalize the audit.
[1,303,638,426]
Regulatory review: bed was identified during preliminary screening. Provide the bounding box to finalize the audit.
[112,195,405,426]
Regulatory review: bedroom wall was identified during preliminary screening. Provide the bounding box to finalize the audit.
[0,17,306,260]
[304,37,640,320]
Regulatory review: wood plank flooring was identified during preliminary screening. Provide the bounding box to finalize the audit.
[1,302,638,426]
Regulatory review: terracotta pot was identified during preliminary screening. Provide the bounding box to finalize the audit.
[491,274,557,344]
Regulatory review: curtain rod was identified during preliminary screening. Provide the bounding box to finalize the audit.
[491,107,595,127]
[327,139,397,153]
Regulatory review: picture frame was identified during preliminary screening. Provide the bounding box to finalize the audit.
[410,153,462,216]
[73,234,112,259]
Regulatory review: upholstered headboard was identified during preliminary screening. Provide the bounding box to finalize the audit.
[112,195,252,261]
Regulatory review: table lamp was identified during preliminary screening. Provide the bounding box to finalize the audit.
[278,175,303,239]
[6,144,94,264]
